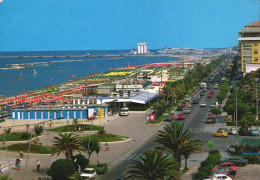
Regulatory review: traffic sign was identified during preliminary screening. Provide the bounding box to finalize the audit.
[208,141,214,147]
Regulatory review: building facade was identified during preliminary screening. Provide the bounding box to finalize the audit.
[238,21,260,75]
[137,42,148,54]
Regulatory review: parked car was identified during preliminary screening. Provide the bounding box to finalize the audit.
[181,102,186,107]
[238,128,250,136]
[183,107,191,114]
[218,128,229,133]
[177,113,185,120]
[249,129,259,136]
[214,162,237,172]
[176,105,183,111]
[199,92,205,96]
[228,128,237,135]
[209,90,214,95]
[218,156,248,166]
[200,102,207,107]
[164,115,174,122]
[80,168,97,179]
[202,88,207,92]
[207,94,213,98]
[192,99,199,104]
[209,168,235,178]
[208,113,214,118]
[204,173,233,180]
[226,145,235,153]
[206,117,216,124]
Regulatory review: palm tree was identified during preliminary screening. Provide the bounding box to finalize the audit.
[230,143,245,156]
[81,136,100,160]
[124,149,178,180]
[154,122,204,172]
[51,133,83,159]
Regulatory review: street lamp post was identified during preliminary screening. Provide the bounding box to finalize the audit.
[234,86,239,146]
[255,78,259,131]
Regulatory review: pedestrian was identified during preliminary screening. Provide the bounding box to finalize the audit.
[16,159,21,170]
[26,121,29,130]
[78,126,81,133]
[19,148,23,158]
[105,142,109,151]
[0,164,2,175]
[37,160,40,173]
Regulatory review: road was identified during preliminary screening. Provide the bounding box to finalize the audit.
[97,87,260,180]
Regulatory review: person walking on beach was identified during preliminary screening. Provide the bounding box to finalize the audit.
[37,160,40,173]
[105,142,109,151]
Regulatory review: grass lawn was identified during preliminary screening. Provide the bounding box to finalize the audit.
[0,132,38,141]
[0,143,53,154]
[47,125,104,132]
[80,133,129,142]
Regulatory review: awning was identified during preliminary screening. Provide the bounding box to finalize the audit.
[129,92,158,104]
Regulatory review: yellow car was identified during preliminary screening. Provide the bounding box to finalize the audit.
[214,85,218,89]
[213,130,228,137]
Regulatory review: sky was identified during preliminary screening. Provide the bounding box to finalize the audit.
[0,0,259,52]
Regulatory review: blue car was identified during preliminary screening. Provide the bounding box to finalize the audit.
[249,129,259,136]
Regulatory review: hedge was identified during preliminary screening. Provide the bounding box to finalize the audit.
[193,149,221,180]
[243,156,260,164]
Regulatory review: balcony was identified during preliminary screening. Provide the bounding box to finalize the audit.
[238,37,260,41]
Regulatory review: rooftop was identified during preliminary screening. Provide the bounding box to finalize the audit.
[245,20,260,27]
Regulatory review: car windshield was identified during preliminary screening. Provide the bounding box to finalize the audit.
[83,170,95,174]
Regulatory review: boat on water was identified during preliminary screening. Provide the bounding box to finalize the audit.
[33,69,37,75]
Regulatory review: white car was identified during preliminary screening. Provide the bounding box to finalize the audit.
[228,128,237,135]
[183,107,191,114]
[80,168,96,179]
[204,173,233,180]
[200,102,207,107]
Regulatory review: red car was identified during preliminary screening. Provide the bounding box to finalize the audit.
[213,162,237,172]
[181,102,186,107]
[209,90,214,95]
[208,94,213,98]
[208,113,214,118]
[177,113,185,120]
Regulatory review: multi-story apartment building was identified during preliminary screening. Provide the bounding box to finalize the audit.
[238,21,260,75]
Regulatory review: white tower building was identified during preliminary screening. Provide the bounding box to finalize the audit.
[137,42,148,54]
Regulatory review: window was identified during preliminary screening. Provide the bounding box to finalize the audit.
[254,42,258,46]
[254,57,258,62]
[254,49,258,54]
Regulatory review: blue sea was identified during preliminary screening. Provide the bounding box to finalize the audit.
[0,50,180,97]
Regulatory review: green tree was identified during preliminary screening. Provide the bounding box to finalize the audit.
[81,136,100,160]
[154,122,204,175]
[230,143,245,156]
[73,154,89,171]
[124,149,178,180]
[211,107,222,118]
[51,133,83,159]
[47,159,76,180]
[240,114,255,128]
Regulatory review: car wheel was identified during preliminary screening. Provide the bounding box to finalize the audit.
[221,135,225,138]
